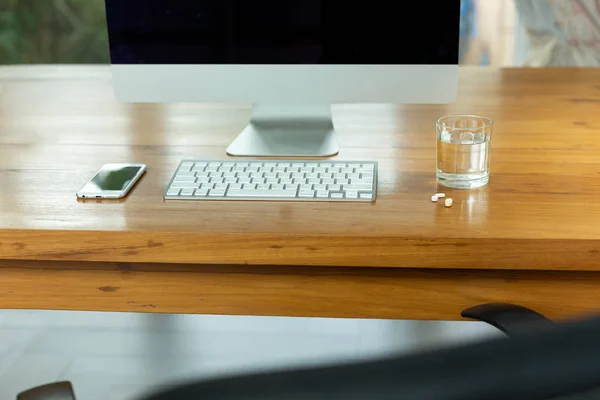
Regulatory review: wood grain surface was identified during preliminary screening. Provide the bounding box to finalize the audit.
[1,260,600,321]
[1,66,600,272]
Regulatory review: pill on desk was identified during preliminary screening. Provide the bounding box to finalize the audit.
[431,195,438,202]
[445,198,453,208]
[435,193,446,198]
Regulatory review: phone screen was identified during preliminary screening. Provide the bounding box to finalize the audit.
[83,165,143,192]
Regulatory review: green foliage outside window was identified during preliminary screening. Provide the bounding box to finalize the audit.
[0,0,110,64]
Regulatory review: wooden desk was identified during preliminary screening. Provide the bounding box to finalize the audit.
[1,66,600,320]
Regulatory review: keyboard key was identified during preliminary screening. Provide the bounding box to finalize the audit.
[171,182,199,189]
[316,191,329,198]
[209,189,226,197]
[343,184,373,191]
[346,191,359,199]
[176,171,195,177]
[174,176,196,182]
[330,192,344,199]
[299,190,315,198]
[227,189,297,198]
[194,189,209,196]
[327,184,341,191]
[181,188,195,196]
[360,193,374,200]
[166,188,180,196]
[351,179,373,186]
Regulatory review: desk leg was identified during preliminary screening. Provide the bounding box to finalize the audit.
[462,303,555,337]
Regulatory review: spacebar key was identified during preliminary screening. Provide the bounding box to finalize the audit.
[227,189,297,198]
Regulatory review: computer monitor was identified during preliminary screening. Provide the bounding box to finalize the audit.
[105,0,460,157]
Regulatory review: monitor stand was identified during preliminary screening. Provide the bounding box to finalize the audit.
[226,104,339,157]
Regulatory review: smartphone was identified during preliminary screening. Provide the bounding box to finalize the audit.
[77,163,146,199]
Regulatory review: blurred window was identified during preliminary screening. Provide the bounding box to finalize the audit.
[0,0,109,64]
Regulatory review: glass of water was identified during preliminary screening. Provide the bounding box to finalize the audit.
[436,115,493,189]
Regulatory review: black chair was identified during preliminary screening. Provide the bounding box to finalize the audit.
[23,304,600,400]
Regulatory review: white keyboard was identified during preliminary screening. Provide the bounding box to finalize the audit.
[165,160,377,202]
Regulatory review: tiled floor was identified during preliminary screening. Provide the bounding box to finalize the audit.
[0,311,501,400]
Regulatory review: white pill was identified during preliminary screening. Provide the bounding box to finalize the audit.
[431,195,438,202]
[445,198,453,208]
[435,193,446,198]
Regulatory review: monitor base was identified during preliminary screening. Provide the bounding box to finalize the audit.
[226,104,340,157]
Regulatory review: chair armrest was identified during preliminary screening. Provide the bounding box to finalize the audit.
[462,303,555,336]
[17,381,76,400]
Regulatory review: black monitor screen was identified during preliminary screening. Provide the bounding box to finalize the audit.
[105,0,460,65]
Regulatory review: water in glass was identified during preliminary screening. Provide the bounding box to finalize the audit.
[437,128,490,189]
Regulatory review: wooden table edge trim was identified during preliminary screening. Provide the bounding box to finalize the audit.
[0,229,599,271]
[0,259,598,321]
